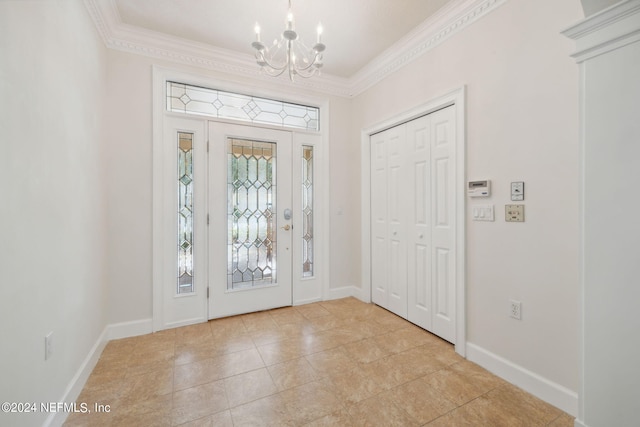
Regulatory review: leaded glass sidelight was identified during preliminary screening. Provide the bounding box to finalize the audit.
[178,132,194,294]
[302,146,314,277]
[228,139,277,290]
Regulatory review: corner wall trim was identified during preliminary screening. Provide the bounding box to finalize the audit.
[327,285,360,301]
[44,327,109,427]
[466,342,578,417]
[107,318,154,340]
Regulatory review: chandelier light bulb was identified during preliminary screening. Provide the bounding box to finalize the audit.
[317,23,323,43]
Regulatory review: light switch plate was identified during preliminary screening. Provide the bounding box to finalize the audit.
[472,204,494,221]
[511,182,524,201]
[505,204,525,222]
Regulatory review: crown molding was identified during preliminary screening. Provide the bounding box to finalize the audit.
[563,0,640,63]
[84,0,506,98]
[348,0,507,95]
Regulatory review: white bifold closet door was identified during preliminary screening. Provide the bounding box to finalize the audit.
[371,106,456,343]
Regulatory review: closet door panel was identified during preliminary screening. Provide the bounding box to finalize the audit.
[407,116,432,330]
[386,127,407,318]
[371,133,389,308]
[430,107,456,343]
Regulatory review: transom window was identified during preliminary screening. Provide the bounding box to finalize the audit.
[167,82,319,131]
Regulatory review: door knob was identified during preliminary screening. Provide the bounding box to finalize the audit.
[281,224,291,231]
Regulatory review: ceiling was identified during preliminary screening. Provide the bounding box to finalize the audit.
[113,0,453,78]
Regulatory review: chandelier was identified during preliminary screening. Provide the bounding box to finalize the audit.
[251,0,326,81]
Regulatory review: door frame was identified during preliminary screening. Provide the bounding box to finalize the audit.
[152,66,330,331]
[360,86,467,357]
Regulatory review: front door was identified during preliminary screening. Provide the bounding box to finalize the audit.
[208,122,293,318]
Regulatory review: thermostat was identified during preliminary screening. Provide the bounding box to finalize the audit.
[468,180,491,197]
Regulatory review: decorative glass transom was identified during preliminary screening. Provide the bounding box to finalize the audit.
[227,138,277,290]
[167,82,319,131]
[178,132,194,294]
[302,146,314,277]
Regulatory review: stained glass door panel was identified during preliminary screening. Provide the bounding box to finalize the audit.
[228,139,277,290]
[209,122,292,319]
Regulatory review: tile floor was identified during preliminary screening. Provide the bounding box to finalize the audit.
[65,298,575,426]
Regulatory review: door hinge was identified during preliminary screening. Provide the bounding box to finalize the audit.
[207,214,209,225]
[206,287,209,299]
[207,140,209,153]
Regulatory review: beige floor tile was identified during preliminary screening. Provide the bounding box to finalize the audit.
[257,338,309,365]
[424,405,484,426]
[230,393,295,426]
[427,344,464,366]
[347,393,420,427]
[174,341,221,366]
[214,332,256,355]
[358,356,417,390]
[306,314,346,331]
[388,346,446,379]
[270,307,306,326]
[176,410,234,426]
[118,367,173,404]
[214,347,265,378]
[323,365,384,405]
[280,380,345,424]
[241,311,279,332]
[296,303,331,319]
[110,392,171,419]
[172,380,228,425]
[448,360,506,390]
[267,357,319,391]
[209,315,248,338]
[384,377,457,424]
[304,408,355,426]
[343,337,391,364]
[278,321,318,339]
[112,409,173,427]
[423,362,499,405]
[478,383,562,425]
[224,367,278,407]
[63,407,116,426]
[305,346,357,376]
[174,358,224,391]
[175,322,213,344]
[71,298,575,427]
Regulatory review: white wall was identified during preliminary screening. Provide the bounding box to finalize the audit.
[0,1,109,426]
[579,10,640,426]
[352,0,582,402]
[104,50,355,325]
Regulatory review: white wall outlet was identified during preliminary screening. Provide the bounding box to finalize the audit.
[45,331,53,360]
[509,300,522,320]
[505,204,525,222]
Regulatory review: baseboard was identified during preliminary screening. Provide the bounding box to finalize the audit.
[466,343,578,416]
[107,318,153,340]
[44,326,110,427]
[326,285,360,301]
[574,419,587,427]
[293,297,322,306]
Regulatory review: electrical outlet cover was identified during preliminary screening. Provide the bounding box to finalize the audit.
[505,204,525,222]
